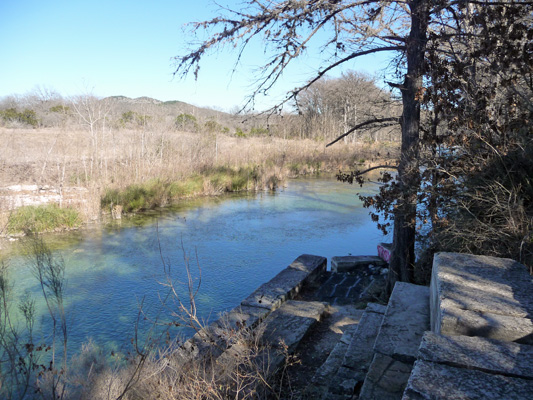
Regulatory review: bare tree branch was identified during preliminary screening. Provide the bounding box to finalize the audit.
[326,116,400,147]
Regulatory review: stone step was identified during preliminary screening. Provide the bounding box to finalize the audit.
[308,307,369,398]
[417,331,533,380]
[403,331,533,399]
[359,282,430,400]
[431,252,533,344]
[331,255,386,273]
[403,332,533,400]
[215,300,327,380]
[404,360,533,400]
[309,303,387,399]
[327,303,387,398]
[274,303,365,398]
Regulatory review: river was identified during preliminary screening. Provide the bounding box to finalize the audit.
[1,177,386,356]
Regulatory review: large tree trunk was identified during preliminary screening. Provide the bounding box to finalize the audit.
[388,0,429,291]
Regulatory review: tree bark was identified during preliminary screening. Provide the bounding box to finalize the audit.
[388,0,429,291]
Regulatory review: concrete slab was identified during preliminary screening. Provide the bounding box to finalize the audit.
[261,300,327,353]
[418,331,533,380]
[329,303,387,397]
[311,321,360,391]
[216,304,271,331]
[374,282,430,362]
[241,255,327,311]
[332,255,386,273]
[241,267,309,310]
[359,353,413,400]
[403,360,533,400]
[342,303,386,374]
[288,254,327,276]
[431,252,533,343]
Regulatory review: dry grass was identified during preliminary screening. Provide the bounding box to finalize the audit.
[0,127,398,223]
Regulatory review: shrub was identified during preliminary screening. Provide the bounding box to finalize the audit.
[175,113,198,132]
[7,204,82,234]
[0,108,39,127]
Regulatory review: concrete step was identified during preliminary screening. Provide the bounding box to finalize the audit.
[403,331,533,399]
[331,255,386,273]
[307,302,387,399]
[280,304,365,398]
[359,282,430,400]
[176,254,327,365]
[431,252,533,344]
[326,303,387,398]
[215,300,328,380]
[308,311,366,397]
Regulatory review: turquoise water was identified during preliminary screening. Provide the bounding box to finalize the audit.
[2,178,386,354]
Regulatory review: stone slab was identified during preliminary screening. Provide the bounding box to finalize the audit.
[311,311,365,389]
[261,300,327,353]
[374,282,430,362]
[403,360,533,400]
[359,353,413,400]
[342,303,386,373]
[431,252,533,343]
[331,255,386,273]
[216,304,271,331]
[328,303,387,397]
[418,331,533,379]
[241,267,309,310]
[288,254,327,276]
[215,300,327,381]
[436,308,533,344]
[241,255,327,310]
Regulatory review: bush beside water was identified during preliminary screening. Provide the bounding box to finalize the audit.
[7,204,82,234]
[101,165,273,213]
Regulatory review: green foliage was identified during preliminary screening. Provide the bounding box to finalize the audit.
[7,204,82,234]
[175,113,198,131]
[0,108,19,121]
[249,127,269,136]
[119,111,152,127]
[102,177,206,213]
[204,120,224,133]
[49,105,70,113]
[101,166,269,213]
[120,110,135,124]
[0,108,39,127]
[234,128,247,137]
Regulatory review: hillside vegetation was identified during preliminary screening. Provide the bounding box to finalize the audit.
[0,74,399,233]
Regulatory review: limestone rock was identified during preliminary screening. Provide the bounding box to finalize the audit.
[431,252,533,343]
[373,282,430,363]
[403,360,533,400]
[359,353,413,400]
[417,331,533,380]
[331,255,386,273]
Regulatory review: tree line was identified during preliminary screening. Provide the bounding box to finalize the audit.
[0,75,401,144]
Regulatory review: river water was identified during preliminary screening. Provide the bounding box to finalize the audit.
[2,178,386,355]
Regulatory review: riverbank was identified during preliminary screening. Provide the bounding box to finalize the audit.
[0,127,398,235]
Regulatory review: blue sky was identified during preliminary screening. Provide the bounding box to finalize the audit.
[0,0,388,111]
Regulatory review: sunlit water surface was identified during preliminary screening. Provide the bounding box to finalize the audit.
[3,178,387,355]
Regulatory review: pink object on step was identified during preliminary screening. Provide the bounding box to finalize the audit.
[377,243,391,263]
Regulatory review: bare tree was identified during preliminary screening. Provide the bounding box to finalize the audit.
[173,0,430,288]
[70,91,111,179]
[296,71,400,142]
[173,0,533,289]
